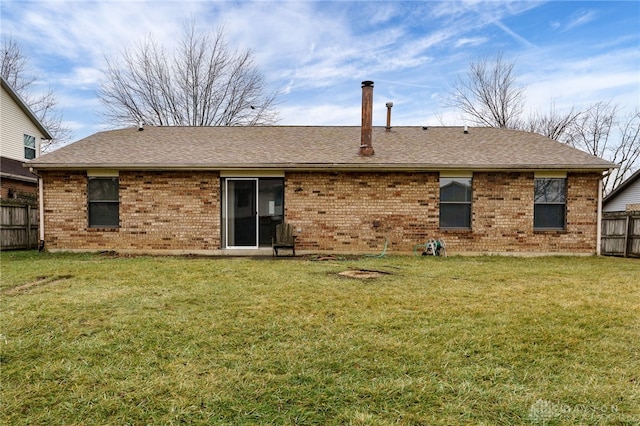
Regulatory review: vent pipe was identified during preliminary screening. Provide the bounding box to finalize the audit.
[385,102,393,131]
[360,80,374,156]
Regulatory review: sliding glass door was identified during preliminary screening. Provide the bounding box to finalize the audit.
[225,179,258,248]
[222,177,284,249]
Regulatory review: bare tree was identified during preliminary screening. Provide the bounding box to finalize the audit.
[567,103,640,189]
[448,52,525,128]
[448,54,640,192]
[567,101,617,158]
[525,103,583,143]
[1,37,33,93]
[98,23,279,127]
[1,36,73,150]
[610,110,640,188]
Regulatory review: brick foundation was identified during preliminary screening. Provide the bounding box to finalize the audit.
[41,170,601,254]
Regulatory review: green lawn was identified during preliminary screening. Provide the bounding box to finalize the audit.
[1,251,638,425]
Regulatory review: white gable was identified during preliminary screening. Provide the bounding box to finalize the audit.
[603,174,640,212]
[0,79,51,161]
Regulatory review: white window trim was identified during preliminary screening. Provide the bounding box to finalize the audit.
[220,170,284,178]
[440,170,473,178]
[534,171,567,179]
[87,169,119,177]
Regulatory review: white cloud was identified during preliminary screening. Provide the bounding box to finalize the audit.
[520,47,640,116]
[564,9,597,31]
[1,1,637,140]
[454,37,488,48]
[58,67,104,88]
[279,103,360,126]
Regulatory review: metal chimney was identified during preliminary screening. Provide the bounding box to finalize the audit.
[385,102,393,131]
[360,80,374,156]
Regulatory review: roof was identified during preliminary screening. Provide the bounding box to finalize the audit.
[27,125,615,172]
[1,75,53,140]
[603,168,640,206]
[1,156,38,182]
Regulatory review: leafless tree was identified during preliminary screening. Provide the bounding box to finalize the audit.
[525,103,583,143]
[98,23,279,127]
[1,36,73,150]
[1,37,33,93]
[611,110,640,188]
[567,101,617,158]
[449,53,640,191]
[448,52,525,129]
[567,102,640,189]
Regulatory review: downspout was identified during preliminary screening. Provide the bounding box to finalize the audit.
[596,169,613,256]
[596,177,603,256]
[38,174,44,251]
[35,138,47,251]
[28,166,45,251]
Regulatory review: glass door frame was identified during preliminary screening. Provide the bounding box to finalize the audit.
[224,178,259,249]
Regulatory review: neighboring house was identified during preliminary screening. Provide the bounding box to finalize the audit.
[27,82,615,255]
[1,75,52,200]
[603,169,640,213]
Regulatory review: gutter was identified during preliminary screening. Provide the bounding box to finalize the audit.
[25,163,615,173]
[0,172,38,183]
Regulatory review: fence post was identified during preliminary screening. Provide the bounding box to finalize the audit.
[624,215,631,258]
[27,205,31,249]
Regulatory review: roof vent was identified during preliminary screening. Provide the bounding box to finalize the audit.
[138,122,144,131]
[463,125,468,134]
[385,102,393,131]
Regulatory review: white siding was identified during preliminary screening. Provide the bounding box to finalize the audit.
[0,85,47,161]
[603,178,640,212]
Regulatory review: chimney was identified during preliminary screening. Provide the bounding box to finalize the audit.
[385,102,393,131]
[360,80,374,156]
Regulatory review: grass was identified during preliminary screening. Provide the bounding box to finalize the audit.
[1,251,639,425]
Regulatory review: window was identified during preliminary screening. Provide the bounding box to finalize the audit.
[534,178,566,229]
[88,177,119,228]
[440,177,472,229]
[24,134,36,160]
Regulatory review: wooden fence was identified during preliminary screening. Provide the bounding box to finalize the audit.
[1,202,39,250]
[601,212,640,258]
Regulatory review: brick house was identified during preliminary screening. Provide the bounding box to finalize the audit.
[27,82,614,255]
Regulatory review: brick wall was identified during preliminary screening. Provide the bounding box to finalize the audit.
[285,171,601,254]
[41,169,601,254]
[285,172,439,252]
[1,178,37,199]
[42,170,220,251]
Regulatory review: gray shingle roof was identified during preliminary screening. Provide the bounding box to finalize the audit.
[1,156,38,181]
[27,125,615,171]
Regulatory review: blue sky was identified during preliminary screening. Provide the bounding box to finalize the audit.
[1,0,639,142]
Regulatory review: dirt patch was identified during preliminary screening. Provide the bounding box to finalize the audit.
[3,275,73,296]
[338,269,391,279]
